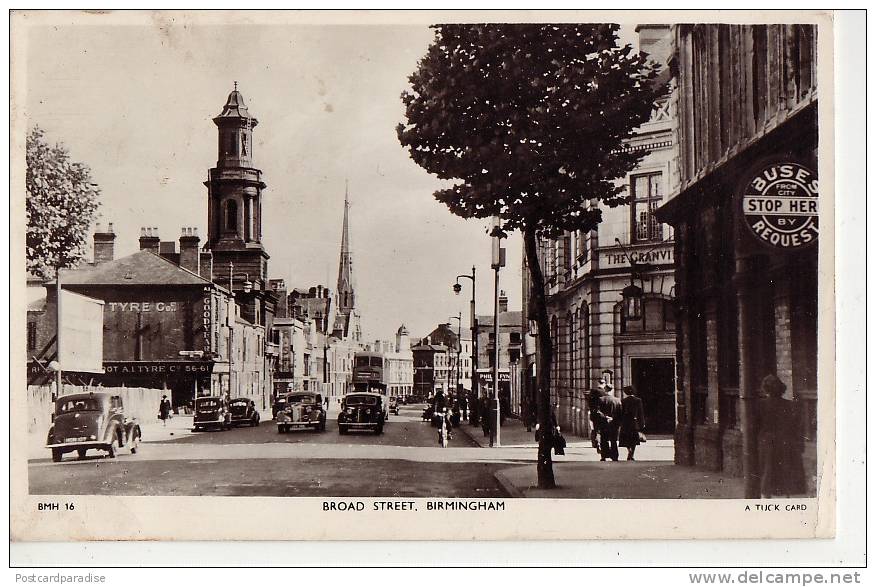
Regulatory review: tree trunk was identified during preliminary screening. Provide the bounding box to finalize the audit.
[523,226,556,489]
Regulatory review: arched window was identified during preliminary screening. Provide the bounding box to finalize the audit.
[567,311,575,391]
[225,199,238,232]
[578,305,589,389]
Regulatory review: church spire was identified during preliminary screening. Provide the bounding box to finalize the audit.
[336,181,355,314]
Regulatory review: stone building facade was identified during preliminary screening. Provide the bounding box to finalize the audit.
[656,24,818,497]
[523,26,678,438]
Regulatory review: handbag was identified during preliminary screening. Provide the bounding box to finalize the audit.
[638,431,647,443]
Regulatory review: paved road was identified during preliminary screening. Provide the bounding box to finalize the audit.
[28,405,515,497]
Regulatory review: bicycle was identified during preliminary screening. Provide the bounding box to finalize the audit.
[438,412,449,448]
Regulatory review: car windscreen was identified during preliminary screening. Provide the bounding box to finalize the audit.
[370,357,383,367]
[288,394,316,405]
[354,356,370,367]
[56,398,102,413]
[345,395,378,407]
[229,400,248,406]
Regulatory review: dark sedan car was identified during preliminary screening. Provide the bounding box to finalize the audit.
[193,396,231,431]
[45,392,141,462]
[228,398,260,427]
[338,392,385,435]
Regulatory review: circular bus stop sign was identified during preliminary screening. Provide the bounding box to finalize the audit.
[742,162,818,249]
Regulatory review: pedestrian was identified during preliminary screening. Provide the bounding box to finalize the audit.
[756,374,807,497]
[597,385,622,461]
[588,385,606,452]
[619,386,646,461]
[480,396,491,438]
[158,394,172,427]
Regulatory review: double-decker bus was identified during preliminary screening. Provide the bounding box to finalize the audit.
[352,351,388,395]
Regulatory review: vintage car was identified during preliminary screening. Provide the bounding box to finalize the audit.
[388,396,400,416]
[277,392,326,433]
[228,398,261,427]
[45,392,142,462]
[193,396,231,431]
[338,392,385,435]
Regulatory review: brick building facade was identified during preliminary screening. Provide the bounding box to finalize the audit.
[656,24,818,497]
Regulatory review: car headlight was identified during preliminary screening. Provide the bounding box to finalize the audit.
[345,408,353,415]
[89,435,97,440]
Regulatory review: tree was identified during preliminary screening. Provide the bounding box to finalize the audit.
[26,126,101,278]
[398,24,663,488]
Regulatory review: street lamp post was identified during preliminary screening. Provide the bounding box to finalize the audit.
[490,218,505,448]
[453,266,477,424]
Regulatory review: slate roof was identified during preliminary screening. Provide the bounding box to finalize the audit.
[57,250,212,287]
[476,311,524,328]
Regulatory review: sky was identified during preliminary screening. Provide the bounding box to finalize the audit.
[24,16,637,342]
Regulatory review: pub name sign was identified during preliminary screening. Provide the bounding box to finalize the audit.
[602,245,673,270]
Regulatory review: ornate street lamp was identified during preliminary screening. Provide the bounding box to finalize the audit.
[621,283,644,322]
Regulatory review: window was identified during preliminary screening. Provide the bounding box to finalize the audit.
[631,173,664,242]
[622,298,676,334]
[225,199,238,231]
[510,332,521,344]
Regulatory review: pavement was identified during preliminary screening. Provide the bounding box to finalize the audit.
[454,416,744,499]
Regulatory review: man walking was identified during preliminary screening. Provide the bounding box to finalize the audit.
[597,385,622,461]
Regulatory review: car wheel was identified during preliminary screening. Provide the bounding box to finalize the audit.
[52,449,63,463]
[107,436,119,459]
[376,424,384,435]
[338,425,346,435]
[77,449,87,460]
[130,430,140,454]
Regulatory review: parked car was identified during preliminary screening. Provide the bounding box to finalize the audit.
[389,396,400,416]
[228,398,260,427]
[193,396,231,431]
[338,392,385,435]
[277,392,326,433]
[45,392,141,462]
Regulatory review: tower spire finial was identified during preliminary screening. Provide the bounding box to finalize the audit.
[234,80,238,91]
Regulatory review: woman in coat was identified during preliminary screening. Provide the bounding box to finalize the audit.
[756,374,807,497]
[619,386,646,461]
[158,395,172,427]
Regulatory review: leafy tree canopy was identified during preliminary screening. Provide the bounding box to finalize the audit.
[26,126,101,278]
[397,23,664,239]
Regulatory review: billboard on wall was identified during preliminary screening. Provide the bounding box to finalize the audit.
[59,290,104,373]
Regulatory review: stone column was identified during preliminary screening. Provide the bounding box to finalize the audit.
[246,195,255,243]
[734,256,764,498]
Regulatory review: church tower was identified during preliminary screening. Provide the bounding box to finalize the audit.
[332,183,361,342]
[205,84,269,288]
[204,85,274,327]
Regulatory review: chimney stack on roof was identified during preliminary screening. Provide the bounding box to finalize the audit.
[179,226,201,275]
[93,222,116,265]
[199,250,213,282]
[139,226,160,253]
